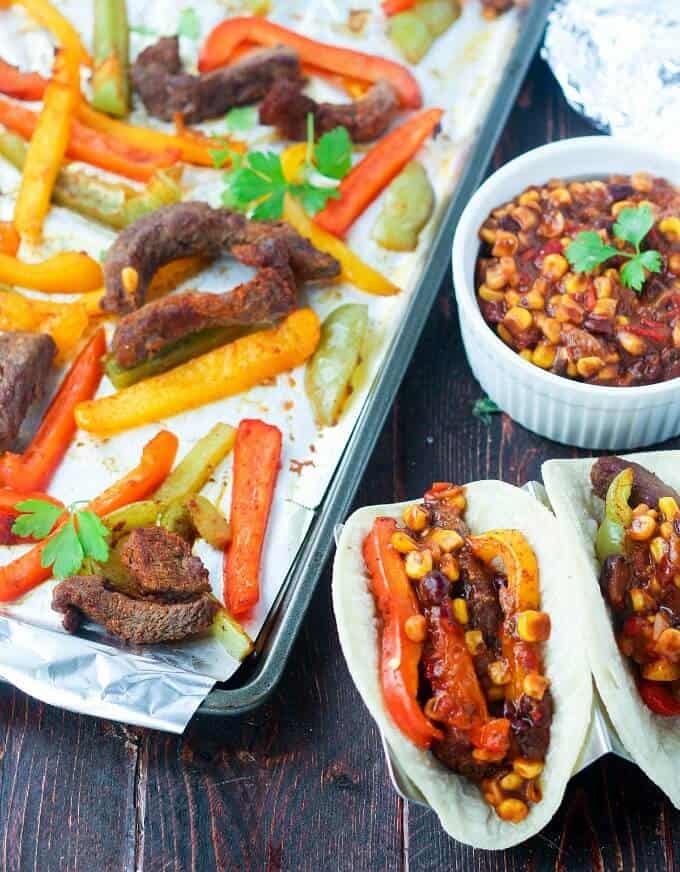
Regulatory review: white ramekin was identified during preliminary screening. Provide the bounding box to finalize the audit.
[452,136,680,450]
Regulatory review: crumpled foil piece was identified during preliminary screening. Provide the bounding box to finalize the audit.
[542,0,680,145]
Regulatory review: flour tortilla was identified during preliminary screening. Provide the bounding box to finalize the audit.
[332,480,593,849]
[543,453,680,808]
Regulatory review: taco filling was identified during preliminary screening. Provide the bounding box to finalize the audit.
[592,457,680,717]
[362,482,553,823]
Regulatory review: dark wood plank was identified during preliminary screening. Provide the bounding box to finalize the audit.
[398,55,680,871]
[138,423,404,872]
[0,686,140,872]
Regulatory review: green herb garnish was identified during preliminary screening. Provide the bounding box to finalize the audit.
[472,396,501,424]
[12,500,110,580]
[565,204,662,293]
[177,7,201,40]
[225,106,258,133]
[314,126,353,180]
[130,23,158,36]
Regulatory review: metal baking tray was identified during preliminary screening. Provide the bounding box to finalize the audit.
[198,1,553,718]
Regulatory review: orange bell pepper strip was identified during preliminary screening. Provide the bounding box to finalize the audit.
[0,250,103,293]
[0,289,90,362]
[0,59,47,101]
[0,97,180,182]
[199,16,422,108]
[0,430,178,602]
[0,222,20,256]
[0,329,106,493]
[315,108,443,238]
[13,49,78,243]
[382,0,416,13]
[224,419,281,617]
[363,517,443,749]
[11,0,92,67]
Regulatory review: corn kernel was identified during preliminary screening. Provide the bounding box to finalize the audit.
[518,190,540,206]
[541,253,569,280]
[486,264,508,290]
[629,514,657,541]
[500,772,523,792]
[549,187,572,205]
[429,528,464,553]
[659,216,680,242]
[482,778,504,807]
[532,342,556,369]
[525,290,545,310]
[650,536,668,563]
[655,627,680,660]
[480,226,497,244]
[669,254,680,276]
[660,521,673,540]
[597,365,619,382]
[618,330,646,356]
[513,758,544,779]
[526,780,543,804]
[511,206,537,230]
[538,211,565,238]
[563,272,589,295]
[659,497,679,521]
[629,587,655,613]
[523,672,550,700]
[631,171,653,192]
[452,597,469,625]
[593,297,617,317]
[594,275,613,298]
[519,349,532,361]
[556,297,584,324]
[576,356,604,379]
[465,629,483,655]
[496,798,529,823]
[404,548,433,580]
[516,610,551,642]
[537,315,561,344]
[492,231,518,257]
[642,659,680,682]
[390,531,418,554]
[488,659,511,685]
[497,324,514,345]
[504,306,533,334]
[632,503,650,517]
[612,199,635,217]
[439,553,460,581]
[505,289,521,307]
[478,284,505,303]
[566,360,578,378]
[402,503,430,533]
[404,614,427,643]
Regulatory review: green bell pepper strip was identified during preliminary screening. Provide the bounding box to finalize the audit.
[595,467,634,563]
[91,0,130,117]
[104,326,249,389]
[305,303,369,427]
[0,130,181,229]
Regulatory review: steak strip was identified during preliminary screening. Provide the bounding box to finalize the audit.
[132,37,303,123]
[259,78,399,142]
[0,332,56,452]
[52,575,219,644]
[120,527,211,600]
[102,202,340,314]
[111,244,297,368]
[591,456,680,509]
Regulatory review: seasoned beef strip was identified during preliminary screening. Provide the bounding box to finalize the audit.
[120,527,211,600]
[52,575,218,644]
[591,456,680,508]
[111,244,297,367]
[132,37,302,123]
[458,548,503,646]
[259,78,399,142]
[101,202,340,313]
[0,332,56,452]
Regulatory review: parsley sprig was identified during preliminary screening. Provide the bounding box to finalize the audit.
[219,116,353,220]
[565,204,662,293]
[12,500,110,580]
[472,396,501,424]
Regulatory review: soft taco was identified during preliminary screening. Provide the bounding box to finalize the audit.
[543,453,680,808]
[332,480,592,849]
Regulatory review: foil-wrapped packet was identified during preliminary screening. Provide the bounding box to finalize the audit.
[542,0,680,146]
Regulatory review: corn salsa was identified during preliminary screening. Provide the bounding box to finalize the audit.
[476,173,680,386]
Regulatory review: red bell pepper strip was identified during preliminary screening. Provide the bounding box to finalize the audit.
[0,491,64,545]
[0,221,20,256]
[363,516,443,749]
[382,0,416,14]
[314,108,443,238]
[638,680,680,717]
[0,59,47,101]
[0,430,178,602]
[224,419,281,617]
[0,96,180,182]
[198,16,422,109]
[0,329,106,493]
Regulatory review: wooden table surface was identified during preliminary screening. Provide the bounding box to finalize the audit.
[1,54,678,872]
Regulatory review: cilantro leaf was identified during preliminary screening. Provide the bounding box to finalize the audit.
[613,204,655,250]
[315,127,352,180]
[130,23,158,36]
[248,151,285,183]
[76,511,110,563]
[177,7,200,40]
[251,189,285,221]
[637,248,663,273]
[11,499,63,540]
[210,147,236,169]
[225,106,257,132]
[41,519,84,580]
[565,232,619,274]
[620,250,663,292]
[289,183,339,216]
[472,397,501,424]
[225,150,288,218]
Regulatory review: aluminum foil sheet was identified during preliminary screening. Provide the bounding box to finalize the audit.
[542,0,680,145]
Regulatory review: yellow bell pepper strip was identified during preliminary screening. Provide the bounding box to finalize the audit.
[0,250,103,294]
[75,308,321,435]
[283,194,401,296]
[0,430,177,603]
[305,303,368,427]
[11,0,92,67]
[0,288,90,361]
[13,49,78,243]
[91,0,130,117]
